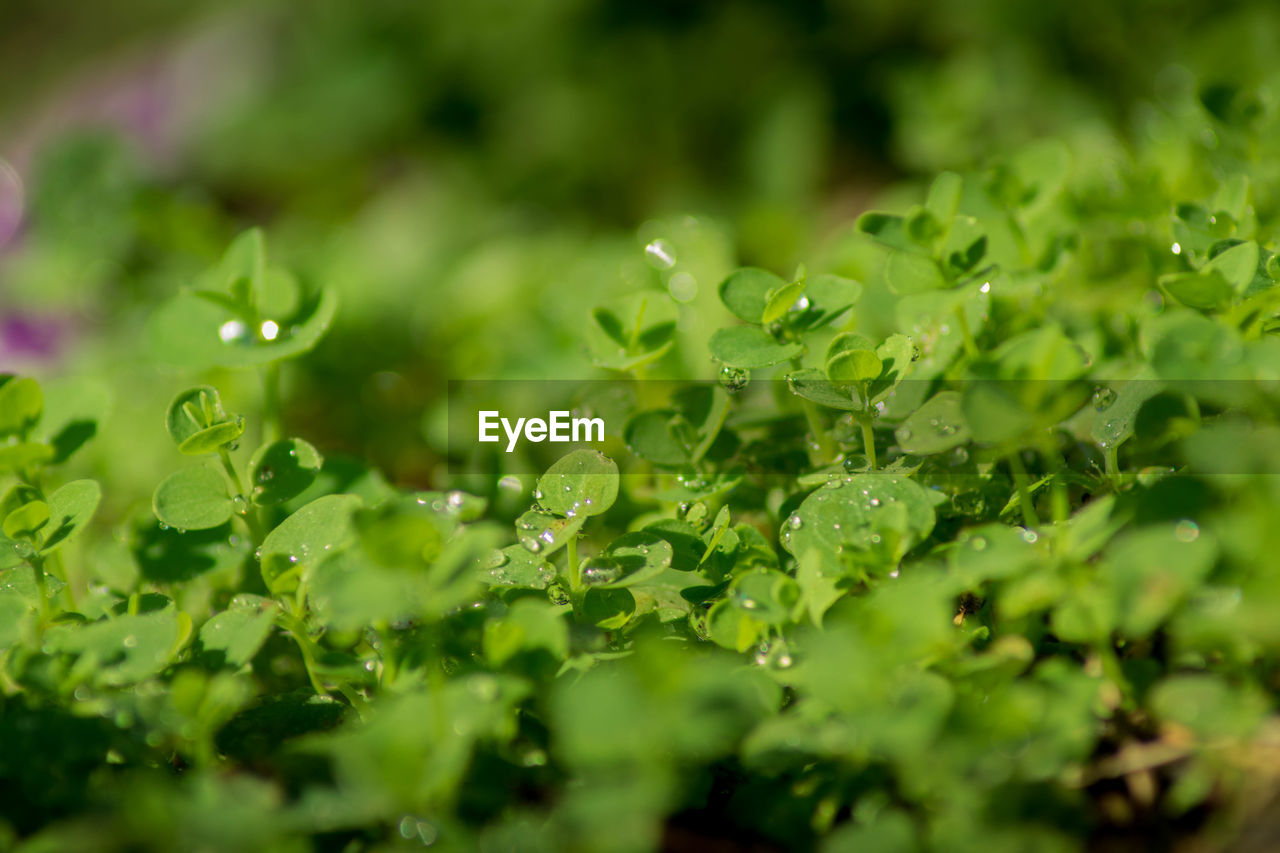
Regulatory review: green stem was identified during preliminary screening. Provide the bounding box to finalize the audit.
[1008,452,1040,528]
[1104,444,1120,481]
[30,556,50,624]
[262,364,282,445]
[954,303,979,359]
[282,615,329,697]
[566,535,581,594]
[219,449,266,544]
[1043,445,1069,526]
[802,399,837,465]
[858,415,878,471]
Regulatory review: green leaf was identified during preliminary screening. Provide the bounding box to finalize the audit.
[536,450,618,518]
[484,598,568,665]
[895,391,970,454]
[855,212,915,253]
[147,285,339,369]
[826,334,882,387]
[782,475,936,571]
[219,228,266,296]
[515,510,585,558]
[582,587,636,629]
[1203,240,1259,291]
[581,532,673,588]
[727,569,800,626]
[1159,271,1234,311]
[803,273,862,325]
[165,386,245,455]
[925,171,963,222]
[0,377,43,437]
[0,440,52,473]
[884,251,946,294]
[719,268,787,323]
[40,479,101,552]
[153,466,234,531]
[354,496,447,566]
[250,438,323,506]
[4,500,50,541]
[826,349,882,386]
[709,326,803,369]
[45,608,183,686]
[198,595,277,668]
[260,494,362,567]
[785,368,861,411]
[761,276,807,324]
[624,409,690,467]
[484,545,556,589]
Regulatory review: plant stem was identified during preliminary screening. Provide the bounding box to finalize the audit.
[262,364,282,445]
[954,303,979,359]
[1104,444,1120,481]
[1043,445,1069,525]
[219,449,266,544]
[566,535,580,593]
[1008,452,1040,528]
[30,555,50,623]
[858,415,878,471]
[802,399,837,465]
[282,614,329,697]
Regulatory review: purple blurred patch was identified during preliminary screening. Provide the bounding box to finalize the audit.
[0,314,67,369]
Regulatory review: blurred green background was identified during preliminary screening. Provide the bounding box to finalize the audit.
[2,0,1278,511]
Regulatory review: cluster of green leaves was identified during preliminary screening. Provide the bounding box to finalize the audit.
[10,88,1280,852]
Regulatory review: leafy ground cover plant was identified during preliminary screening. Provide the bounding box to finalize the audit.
[7,81,1280,853]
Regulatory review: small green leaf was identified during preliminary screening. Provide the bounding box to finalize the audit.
[198,595,277,668]
[484,545,556,589]
[582,587,636,629]
[516,510,585,558]
[785,368,861,411]
[761,277,807,324]
[925,171,963,222]
[260,494,362,567]
[4,500,50,541]
[583,532,673,588]
[895,391,970,454]
[1203,240,1259,292]
[153,467,234,531]
[250,438,323,506]
[855,212,915,252]
[826,332,883,387]
[0,377,43,437]
[483,598,568,665]
[166,386,244,455]
[0,442,54,474]
[709,326,803,369]
[624,410,691,467]
[536,450,619,518]
[147,285,339,369]
[884,251,946,294]
[1159,271,1234,311]
[719,268,787,323]
[40,480,101,552]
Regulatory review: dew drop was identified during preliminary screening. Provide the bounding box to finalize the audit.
[786,514,803,530]
[1092,386,1118,411]
[218,320,248,344]
[1174,519,1200,542]
[644,239,677,269]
